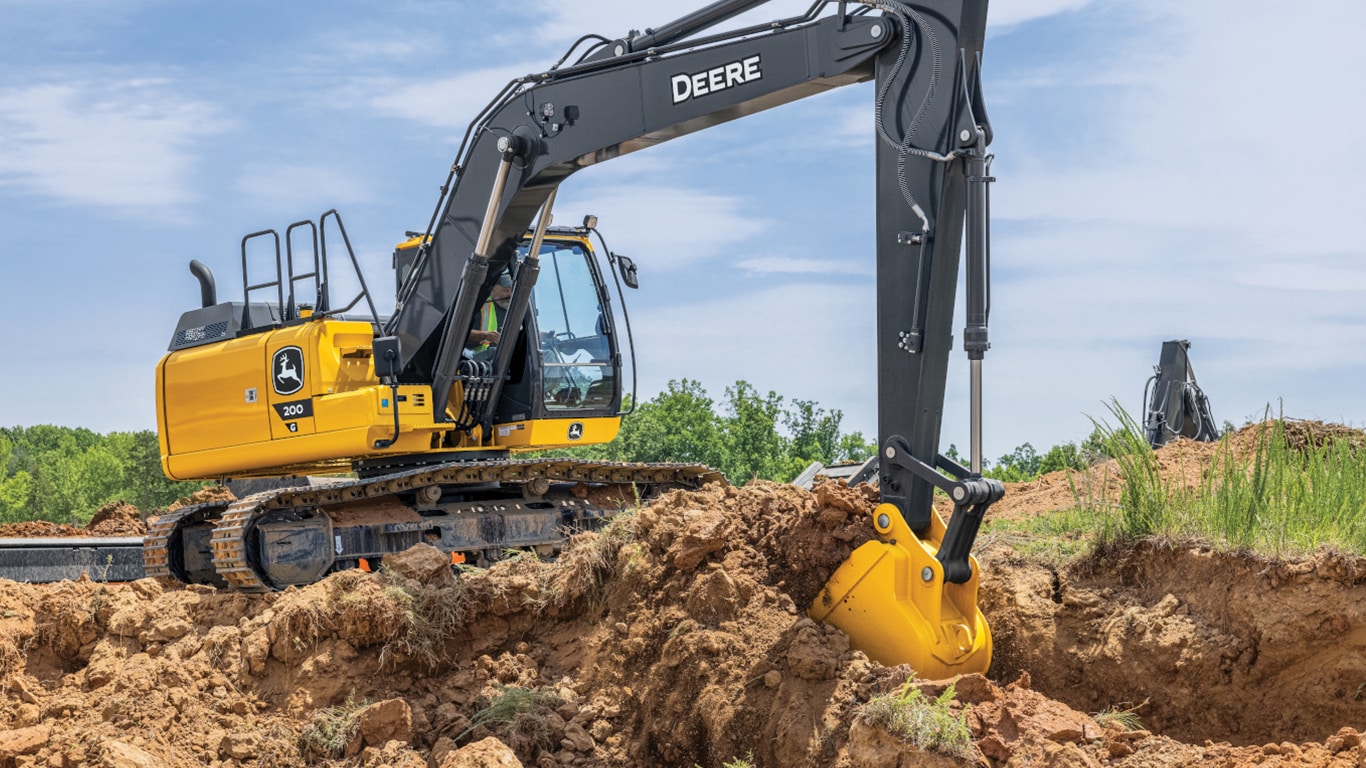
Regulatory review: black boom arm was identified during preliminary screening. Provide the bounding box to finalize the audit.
[389,0,996,536]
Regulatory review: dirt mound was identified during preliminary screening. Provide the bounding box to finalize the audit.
[0,521,86,538]
[1230,418,1366,456]
[3,479,1366,767]
[86,500,145,536]
[992,432,1254,523]
[992,420,1366,525]
[0,499,148,539]
[164,483,236,514]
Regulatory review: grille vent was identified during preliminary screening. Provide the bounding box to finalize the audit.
[173,321,229,347]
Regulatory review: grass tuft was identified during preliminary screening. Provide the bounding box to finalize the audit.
[1094,408,1366,557]
[300,694,367,757]
[376,568,469,669]
[457,685,559,748]
[1093,701,1146,732]
[856,680,975,760]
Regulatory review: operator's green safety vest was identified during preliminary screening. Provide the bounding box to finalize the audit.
[476,299,499,352]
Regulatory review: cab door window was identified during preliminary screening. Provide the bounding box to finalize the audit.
[530,243,615,411]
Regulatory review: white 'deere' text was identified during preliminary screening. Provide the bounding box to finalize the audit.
[671,55,762,104]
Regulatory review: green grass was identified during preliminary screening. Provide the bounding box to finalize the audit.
[1195,422,1366,554]
[1093,701,1146,732]
[856,680,975,760]
[1007,404,1366,559]
[979,504,1117,565]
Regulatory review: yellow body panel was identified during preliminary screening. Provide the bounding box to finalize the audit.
[494,417,620,451]
[157,332,274,453]
[158,319,448,480]
[158,315,623,480]
[808,502,991,677]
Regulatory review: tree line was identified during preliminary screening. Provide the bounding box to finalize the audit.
[556,379,880,482]
[0,426,203,525]
[559,378,1107,484]
[0,381,1110,524]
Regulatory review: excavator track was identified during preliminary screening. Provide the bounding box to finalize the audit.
[146,458,722,593]
[143,500,234,584]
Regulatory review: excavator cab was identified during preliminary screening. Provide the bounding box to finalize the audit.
[390,224,633,449]
[509,234,622,418]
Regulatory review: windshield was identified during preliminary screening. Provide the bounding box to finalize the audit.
[526,240,615,412]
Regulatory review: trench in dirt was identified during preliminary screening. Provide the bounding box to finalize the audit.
[980,537,1366,747]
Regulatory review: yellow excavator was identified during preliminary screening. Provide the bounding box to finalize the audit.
[148,0,1002,679]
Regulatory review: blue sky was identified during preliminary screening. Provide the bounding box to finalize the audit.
[2,0,1365,461]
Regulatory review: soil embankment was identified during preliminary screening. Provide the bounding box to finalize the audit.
[2,435,1366,766]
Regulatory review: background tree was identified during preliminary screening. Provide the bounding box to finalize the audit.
[552,379,883,484]
[0,426,204,524]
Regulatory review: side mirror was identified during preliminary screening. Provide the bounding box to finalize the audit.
[372,336,402,381]
[615,255,639,289]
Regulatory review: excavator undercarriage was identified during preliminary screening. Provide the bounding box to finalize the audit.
[143,459,721,592]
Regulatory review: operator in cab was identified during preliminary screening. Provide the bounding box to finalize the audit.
[466,272,513,359]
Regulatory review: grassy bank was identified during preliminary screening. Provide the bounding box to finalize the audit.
[985,408,1366,560]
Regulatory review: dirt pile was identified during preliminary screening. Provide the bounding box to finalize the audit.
[0,521,86,538]
[1235,419,1366,455]
[0,485,234,540]
[85,500,144,536]
[164,484,236,514]
[3,478,1366,766]
[991,421,1366,524]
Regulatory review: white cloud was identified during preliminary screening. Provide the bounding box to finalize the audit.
[366,64,542,130]
[988,0,1095,28]
[556,183,770,269]
[0,79,225,215]
[971,0,1366,447]
[234,163,372,212]
[526,0,793,46]
[525,0,1099,48]
[631,280,879,433]
[737,255,872,276]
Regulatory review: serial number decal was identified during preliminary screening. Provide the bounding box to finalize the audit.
[272,399,314,420]
[671,54,762,104]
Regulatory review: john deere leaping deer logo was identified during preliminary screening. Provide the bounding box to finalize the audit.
[273,346,305,396]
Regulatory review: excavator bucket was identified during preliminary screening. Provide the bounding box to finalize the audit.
[809,502,991,678]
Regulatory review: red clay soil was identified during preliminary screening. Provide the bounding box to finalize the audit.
[1,463,1365,765]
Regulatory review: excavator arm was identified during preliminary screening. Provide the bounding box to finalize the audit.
[392,0,996,515]
[385,0,1003,674]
